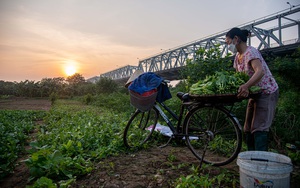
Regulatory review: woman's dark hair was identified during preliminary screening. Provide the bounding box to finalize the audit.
[226,27,250,42]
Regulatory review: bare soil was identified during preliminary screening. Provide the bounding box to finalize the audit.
[0,97,51,111]
[0,97,298,188]
[72,146,240,188]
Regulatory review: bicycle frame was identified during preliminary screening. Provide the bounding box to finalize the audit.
[155,97,243,135]
[153,99,189,136]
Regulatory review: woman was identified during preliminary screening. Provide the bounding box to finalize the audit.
[225,27,279,151]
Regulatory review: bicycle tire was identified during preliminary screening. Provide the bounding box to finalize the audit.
[123,108,159,148]
[183,105,242,166]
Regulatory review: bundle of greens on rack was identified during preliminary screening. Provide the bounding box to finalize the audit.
[189,71,261,95]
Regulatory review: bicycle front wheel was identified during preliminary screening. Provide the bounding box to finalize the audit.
[184,105,242,166]
[123,108,158,148]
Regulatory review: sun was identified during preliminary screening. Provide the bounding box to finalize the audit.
[63,60,78,76]
[65,65,76,76]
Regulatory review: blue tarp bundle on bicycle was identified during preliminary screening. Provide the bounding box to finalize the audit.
[128,72,172,103]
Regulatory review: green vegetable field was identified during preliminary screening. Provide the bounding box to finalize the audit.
[0,96,244,187]
[1,93,299,187]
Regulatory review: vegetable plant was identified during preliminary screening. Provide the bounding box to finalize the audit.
[189,71,260,95]
[0,110,46,180]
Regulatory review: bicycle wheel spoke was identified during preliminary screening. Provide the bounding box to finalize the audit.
[184,106,242,166]
[124,108,158,148]
[138,112,150,130]
[137,112,146,129]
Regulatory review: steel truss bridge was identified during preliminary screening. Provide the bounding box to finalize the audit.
[100,7,300,83]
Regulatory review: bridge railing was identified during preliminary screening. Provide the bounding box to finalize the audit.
[100,6,300,80]
[100,65,139,80]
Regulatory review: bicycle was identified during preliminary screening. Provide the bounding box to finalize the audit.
[123,80,243,167]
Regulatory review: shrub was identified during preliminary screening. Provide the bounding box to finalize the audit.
[92,92,132,114]
[181,46,233,86]
[269,48,300,90]
[268,48,300,147]
[84,93,93,105]
[96,77,120,94]
[49,92,58,105]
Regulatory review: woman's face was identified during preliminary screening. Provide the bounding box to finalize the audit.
[225,36,237,45]
[226,36,238,53]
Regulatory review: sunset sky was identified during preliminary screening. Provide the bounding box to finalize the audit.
[0,0,299,82]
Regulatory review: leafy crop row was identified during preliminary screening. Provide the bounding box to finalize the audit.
[0,110,46,179]
[24,99,130,186]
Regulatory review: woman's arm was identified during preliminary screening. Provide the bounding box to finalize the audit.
[237,58,264,98]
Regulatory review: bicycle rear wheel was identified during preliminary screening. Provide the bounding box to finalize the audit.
[184,105,242,166]
[123,108,158,148]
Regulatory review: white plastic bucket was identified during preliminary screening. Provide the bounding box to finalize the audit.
[237,151,293,188]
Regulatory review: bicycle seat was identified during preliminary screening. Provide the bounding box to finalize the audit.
[176,92,190,102]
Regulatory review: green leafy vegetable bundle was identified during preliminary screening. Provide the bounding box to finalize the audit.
[189,71,261,95]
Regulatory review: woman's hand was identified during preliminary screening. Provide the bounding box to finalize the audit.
[237,84,249,98]
[237,58,264,98]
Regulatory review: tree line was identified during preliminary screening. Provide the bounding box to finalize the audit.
[0,73,121,98]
